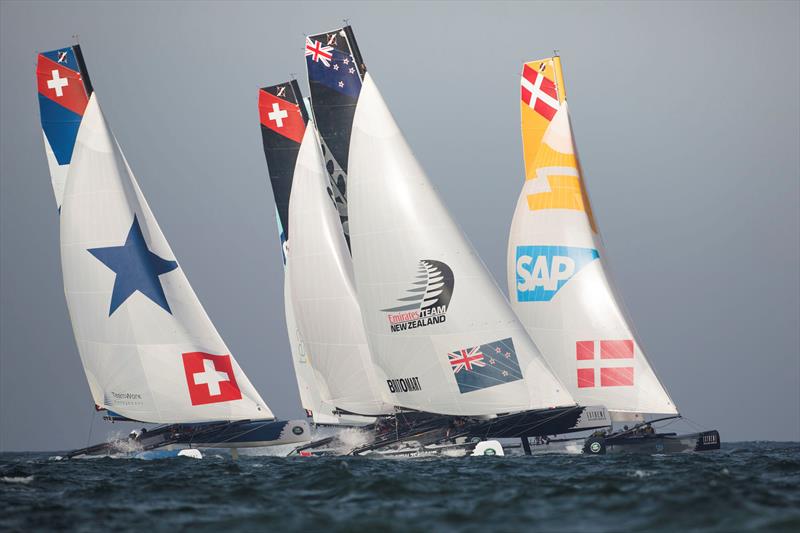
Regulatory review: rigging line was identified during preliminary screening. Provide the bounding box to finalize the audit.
[86,407,96,448]
[680,414,706,432]
[655,418,679,430]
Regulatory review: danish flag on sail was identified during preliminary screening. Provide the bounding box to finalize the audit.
[576,340,634,388]
[520,64,559,121]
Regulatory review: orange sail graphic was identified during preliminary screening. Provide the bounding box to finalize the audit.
[520,56,596,232]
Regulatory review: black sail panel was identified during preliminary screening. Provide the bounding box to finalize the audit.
[258,80,308,259]
[304,26,367,249]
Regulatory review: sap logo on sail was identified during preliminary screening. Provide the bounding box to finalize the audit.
[382,260,454,333]
[516,246,599,302]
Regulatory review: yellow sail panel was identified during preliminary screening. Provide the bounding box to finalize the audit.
[520,57,563,179]
[520,57,596,232]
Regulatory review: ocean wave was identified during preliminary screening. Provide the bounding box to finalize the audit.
[0,442,798,531]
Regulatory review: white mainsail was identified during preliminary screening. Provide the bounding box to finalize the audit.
[59,95,272,423]
[347,74,575,417]
[508,57,677,420]
[288,123,393,416]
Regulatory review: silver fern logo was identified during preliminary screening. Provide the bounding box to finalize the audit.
[319,136,350,248]
[382,260,454,333]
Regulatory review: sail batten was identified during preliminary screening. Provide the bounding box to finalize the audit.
[508,57,677,417]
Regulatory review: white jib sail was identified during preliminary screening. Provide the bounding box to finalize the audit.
[288,123,393,416]
[283,264,340,424]
[60,95,273,423]
[507,102,677,419]
[347,74,575,417]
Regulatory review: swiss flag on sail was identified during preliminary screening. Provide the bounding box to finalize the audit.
[36,54,89,116]
[182,352,242,406]
[576,340,634,388]
[258,89,305,143]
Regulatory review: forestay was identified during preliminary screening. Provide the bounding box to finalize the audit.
[347,74,574,416]
[59,95,272,423]
[507,56,677,419]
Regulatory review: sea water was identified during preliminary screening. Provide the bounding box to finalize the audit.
[1,442,798,531]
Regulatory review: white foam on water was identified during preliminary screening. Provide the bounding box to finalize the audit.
[334,427,373,451]
[237,444,301,457]
[2,475,34,484]
[177,449,202,459]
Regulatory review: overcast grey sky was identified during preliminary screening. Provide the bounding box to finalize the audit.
[1,1,798,451]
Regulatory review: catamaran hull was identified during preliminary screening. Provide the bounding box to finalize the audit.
[186,419,310,448]
[359,441,477,458]
[469,405,610,440]
[66,419,310,458]
[522,430,721,455]
[583,430,721,455]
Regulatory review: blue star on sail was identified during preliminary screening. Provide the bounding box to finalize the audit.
[88,215,178,316]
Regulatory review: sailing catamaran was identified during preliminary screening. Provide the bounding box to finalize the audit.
[508,55,720,454]
[258,80,392,428]
[36,45,309,458]
[289,27,613,456]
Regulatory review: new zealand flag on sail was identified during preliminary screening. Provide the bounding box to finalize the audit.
[447,338,523,394]
[305,27,365,173]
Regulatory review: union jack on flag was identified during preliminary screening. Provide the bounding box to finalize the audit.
[448,347,487,374]
[447,338,523,394]
[305,38,333,67]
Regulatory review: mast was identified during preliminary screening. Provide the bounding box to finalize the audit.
[508,56,677,421]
